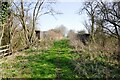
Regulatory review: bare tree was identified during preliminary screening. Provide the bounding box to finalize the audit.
[96,1,120,58]
[83,21,91,34]
[29,0,45,44]
[12,0,60,49]
[20,0,30,47]
[81,0,120,59]
[80,1,99,43]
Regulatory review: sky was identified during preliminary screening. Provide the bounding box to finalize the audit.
[12,0,116,32]
[37,2,88,32]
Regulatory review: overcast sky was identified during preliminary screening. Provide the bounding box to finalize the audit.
[37,2,88,32]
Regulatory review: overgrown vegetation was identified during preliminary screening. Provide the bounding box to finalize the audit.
[0,0,120,79]
[73,49,120,78]
[1,39,120,78]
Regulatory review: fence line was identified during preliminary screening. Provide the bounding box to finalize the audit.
[0,45,10,58]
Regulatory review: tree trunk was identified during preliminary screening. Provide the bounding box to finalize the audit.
[29,1,44,44]
[117,36,120,62]
[9,13,13,53]
[0,24,5,46]
[90,16,95,43]
[20,0,30,47]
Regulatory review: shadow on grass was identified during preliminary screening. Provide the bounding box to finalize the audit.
[15,50,77,78]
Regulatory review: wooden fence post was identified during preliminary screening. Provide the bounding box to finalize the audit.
[0,45,10,58]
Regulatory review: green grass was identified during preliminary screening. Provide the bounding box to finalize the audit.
[1,39,79,79]
[1,39,120,79]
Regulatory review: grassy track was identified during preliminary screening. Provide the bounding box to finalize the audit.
[0,39,79,79]
[1,39,120,79]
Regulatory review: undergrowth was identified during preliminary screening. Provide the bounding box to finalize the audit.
[1,39,120,79]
